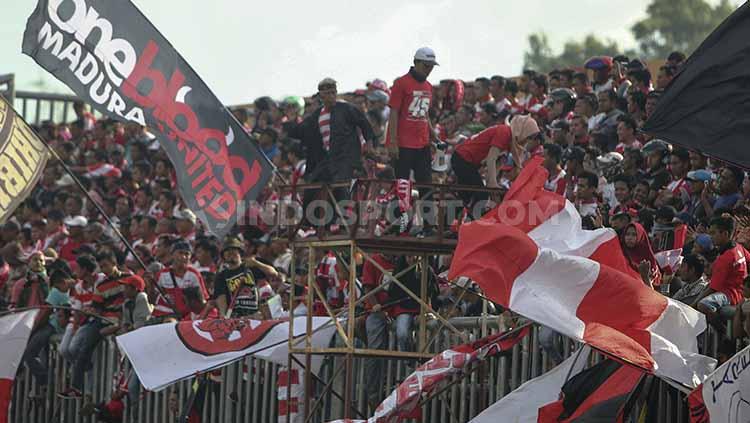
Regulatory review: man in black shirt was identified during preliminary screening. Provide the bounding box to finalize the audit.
[214,237,261,319]
[643,139,671,204]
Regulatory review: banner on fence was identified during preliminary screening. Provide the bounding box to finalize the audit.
[0,310,38,423]
[22,0,273,237]
[117,317,336,391]
[688,344,750,423]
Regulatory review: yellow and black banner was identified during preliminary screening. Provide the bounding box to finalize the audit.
[0,95,49,223]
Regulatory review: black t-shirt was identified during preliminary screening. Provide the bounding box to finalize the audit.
[214,264,259,317]
[646,167,671,192]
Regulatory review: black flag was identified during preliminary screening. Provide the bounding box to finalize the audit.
[22,0,273,237]
[537,359,645,422]
[642,2,750,168]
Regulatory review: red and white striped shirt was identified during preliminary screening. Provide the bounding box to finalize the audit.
[291,160,306,187]
[85,163,121,178]
[544,169,567,196]
[316,252,342,305]
[153,266,208,318]
[318,107,331,152]
[667,177,691,210]
[70,278,99,324]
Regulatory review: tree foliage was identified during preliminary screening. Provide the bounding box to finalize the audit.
[631,0,735,59]
[523,0,737,72]
[523,32,633,73]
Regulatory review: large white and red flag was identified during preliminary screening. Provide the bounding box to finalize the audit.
[328,325,531,423]
[688,343,750,423]
[449,157,715,387]
[116,316,336,391]
[0,310,38,423]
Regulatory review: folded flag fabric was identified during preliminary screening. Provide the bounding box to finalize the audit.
[655,248,684,275]
[469,346,591,423]
[450,157,715,387]
[116,316,336,391]
[0,310,38,423]
[537,358,645,423]
[328,325,530,423]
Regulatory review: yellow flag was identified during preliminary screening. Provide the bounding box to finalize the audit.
[0,95,49,223]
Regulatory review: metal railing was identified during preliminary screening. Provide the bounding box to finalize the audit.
[10,316,712,423]
[13,91,82,126]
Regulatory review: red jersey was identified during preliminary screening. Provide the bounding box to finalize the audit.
[58,237,83,263]
[455,125,512,166]
[709,243,748,305]
[387,71,432,149]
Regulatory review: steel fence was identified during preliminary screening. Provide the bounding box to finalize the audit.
[10,316,716,423]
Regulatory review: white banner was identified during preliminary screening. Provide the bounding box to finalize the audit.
[116,316,336,391]
[1,310,38,423]
[689,344,750,423]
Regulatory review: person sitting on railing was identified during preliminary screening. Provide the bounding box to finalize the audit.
[60,255,99,363]
[81,275,153,421]
[22,269,73,394]
[732,277,750,344]
[60,250,131,399]
[693,215,749,334]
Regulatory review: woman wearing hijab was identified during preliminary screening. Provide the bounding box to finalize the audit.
[620,222,662,288]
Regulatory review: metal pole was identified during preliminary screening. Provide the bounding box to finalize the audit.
[304,246,315,421]
[25,119,178,311]
[419,253,428,352]
[343,242,356,419]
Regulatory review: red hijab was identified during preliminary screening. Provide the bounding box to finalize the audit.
[620,222,662,286]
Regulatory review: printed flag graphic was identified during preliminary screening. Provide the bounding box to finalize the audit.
[22,0,273,237]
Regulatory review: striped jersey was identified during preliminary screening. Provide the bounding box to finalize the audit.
[318,107,331,151]
[153,266,208,318]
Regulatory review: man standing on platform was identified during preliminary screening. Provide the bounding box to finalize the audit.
[387,47,439,236]
[288,78,375,231]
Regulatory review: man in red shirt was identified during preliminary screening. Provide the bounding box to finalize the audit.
[387,47,436,165]
[451,115,540,218]
[386,48,438,235]
[694,216,749,328]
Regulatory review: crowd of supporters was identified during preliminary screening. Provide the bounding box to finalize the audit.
[3,46,750,417]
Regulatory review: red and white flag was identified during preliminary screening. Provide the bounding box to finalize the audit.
[0,310,38,423]
[116,317,336,391]
[688,343,750,423]
[450,157,715,387]
[328,326,530,423]
[655,248,684,275]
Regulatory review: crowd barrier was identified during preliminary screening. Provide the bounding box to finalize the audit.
[9,315,716,423]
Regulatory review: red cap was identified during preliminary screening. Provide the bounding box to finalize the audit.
[118,275,146,292]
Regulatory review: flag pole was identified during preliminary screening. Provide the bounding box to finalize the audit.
[2,96,179,313]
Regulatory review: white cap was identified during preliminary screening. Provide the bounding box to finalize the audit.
[414,47,439,65]
[64,215,88,228]
[55,174,75,187]
[174,209,197,224]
